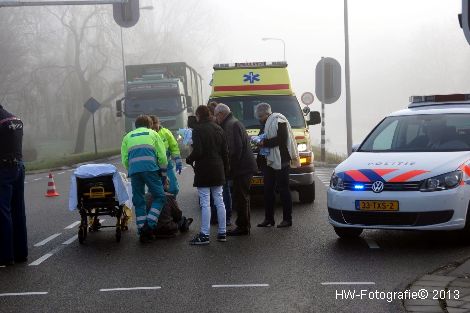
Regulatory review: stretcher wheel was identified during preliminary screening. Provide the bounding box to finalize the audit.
[78,226,87,244]
[116,227,121,243]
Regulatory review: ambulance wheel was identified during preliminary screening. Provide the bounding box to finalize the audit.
[334,227,363,239]
[298,183,315,204]
[116,228,122,243]
[78,226,86,244]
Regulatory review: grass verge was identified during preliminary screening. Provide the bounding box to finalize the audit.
[312,145,347,165]
[25,149,120,172]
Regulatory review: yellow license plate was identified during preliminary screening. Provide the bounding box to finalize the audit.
[356,200,399,211]
[251,177,264,185]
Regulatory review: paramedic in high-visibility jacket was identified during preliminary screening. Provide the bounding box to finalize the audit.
[121,115,168,243]
[149,115,182,196]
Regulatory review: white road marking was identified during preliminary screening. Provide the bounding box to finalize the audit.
[64,221,80,229]
[34,233,61,247]
[212,284,270,288]
[365,238,380,249]
[321,282,376,286]
[100,287,162,292]
[33,178,42,181]
[62,235,78,245]
[57,172,65,175]
[68,169,74,172]
[29,253,53,266]
[0,265,5,268]
[24,181,28,184]
[315,169,333,186]
[0,292,48,297]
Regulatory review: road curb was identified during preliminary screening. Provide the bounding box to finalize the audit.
[404,256,470,313]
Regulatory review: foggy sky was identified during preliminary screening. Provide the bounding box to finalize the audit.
[205,0,470,154]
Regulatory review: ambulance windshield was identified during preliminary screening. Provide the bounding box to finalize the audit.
[359,114,470,152]
[212,95,306,129]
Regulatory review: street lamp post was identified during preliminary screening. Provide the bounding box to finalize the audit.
[262,37,286,61]
[344,0,353,156]
[120,5,154,92]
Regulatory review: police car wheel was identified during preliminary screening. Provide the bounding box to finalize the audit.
[333,226,363,239]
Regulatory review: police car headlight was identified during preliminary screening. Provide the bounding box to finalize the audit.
[297,144,308,152]
[420,170,463,192]
[330,172,344,191]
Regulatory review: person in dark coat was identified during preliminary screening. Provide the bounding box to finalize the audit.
[186,105,230,245]
[0,103,27,266]
[207,101,233,226]
[214,103,258,236]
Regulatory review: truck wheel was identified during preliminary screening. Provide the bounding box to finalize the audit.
[298,182,315,204]
[334,227,363,239]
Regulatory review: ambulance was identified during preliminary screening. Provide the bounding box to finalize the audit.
[328,94,470,238]
[209,61,321,203]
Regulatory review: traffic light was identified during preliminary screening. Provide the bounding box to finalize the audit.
[462,0,470,45]
[113,0,140,28]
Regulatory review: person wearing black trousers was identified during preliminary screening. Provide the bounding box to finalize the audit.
[0,103,28,266]
[254,102,299,228]
[214,103,258,236]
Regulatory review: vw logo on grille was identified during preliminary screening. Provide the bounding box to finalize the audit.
[371,181,384,193]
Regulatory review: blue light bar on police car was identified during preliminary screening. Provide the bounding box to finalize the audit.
[409,94,470,103]
[213,61,287,70]
[354,184,365,190]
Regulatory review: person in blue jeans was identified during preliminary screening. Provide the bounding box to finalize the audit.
[0,104,28,266]
[210,182,232,226]
[186,105,230,245]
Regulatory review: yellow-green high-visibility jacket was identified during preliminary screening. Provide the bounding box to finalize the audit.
[157,127,181,159]
[121,127,168,176]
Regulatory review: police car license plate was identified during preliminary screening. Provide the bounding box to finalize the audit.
[251,177,264,185]
[356,200,399,211]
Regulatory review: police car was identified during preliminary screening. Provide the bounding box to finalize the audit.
[328,94,470,238]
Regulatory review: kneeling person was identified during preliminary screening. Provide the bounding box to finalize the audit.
[145,189,193,238]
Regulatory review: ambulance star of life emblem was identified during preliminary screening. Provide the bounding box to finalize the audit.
[372,181,384,193]
[243,72,260,84]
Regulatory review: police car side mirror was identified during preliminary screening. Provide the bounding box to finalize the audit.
[352,144,359,153]
[307,111,321,125]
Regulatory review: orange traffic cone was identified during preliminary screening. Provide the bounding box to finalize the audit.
[45,173,60,197]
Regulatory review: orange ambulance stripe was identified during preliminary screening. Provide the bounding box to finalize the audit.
[214,84,290,92]
[345,170,371,182]
[372,169,397,177]
[388,170,428,182]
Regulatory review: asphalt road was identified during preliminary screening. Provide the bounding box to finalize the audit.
[2,162,470,312]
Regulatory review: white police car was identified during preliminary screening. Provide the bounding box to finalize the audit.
[328,94,470,238]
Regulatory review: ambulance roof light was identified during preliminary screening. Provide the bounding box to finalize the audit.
[213,61,287,70]
[409,94,470,105]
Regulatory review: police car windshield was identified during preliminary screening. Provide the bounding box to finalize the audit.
[359,114,470,152]
[211,95,306,129]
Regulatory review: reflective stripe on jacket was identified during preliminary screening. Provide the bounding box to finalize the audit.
[121,127,168,176]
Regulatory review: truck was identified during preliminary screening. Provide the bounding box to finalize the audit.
[209,61,321,203]
[116,62,204,154]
